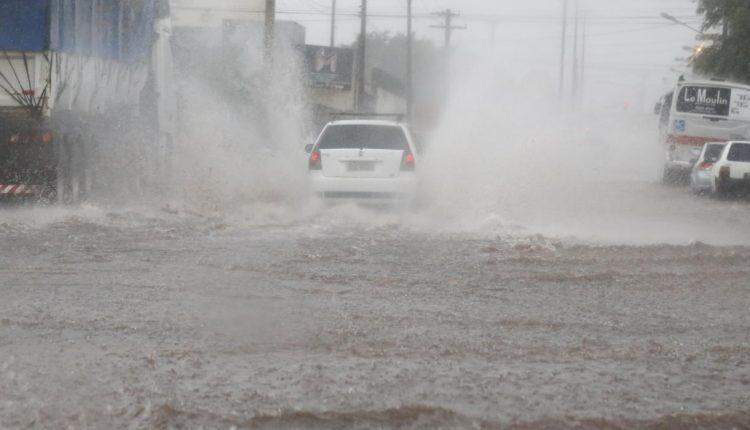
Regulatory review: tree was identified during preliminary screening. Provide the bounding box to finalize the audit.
[693,0,750,83]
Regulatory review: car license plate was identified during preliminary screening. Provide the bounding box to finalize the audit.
[347,161,375,171]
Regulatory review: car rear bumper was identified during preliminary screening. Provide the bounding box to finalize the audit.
[310,173,417,201]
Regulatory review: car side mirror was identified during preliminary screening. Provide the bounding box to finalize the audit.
[304,144,314,154]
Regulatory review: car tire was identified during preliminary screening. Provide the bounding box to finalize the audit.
[715,178,729,199]
[662,166,678,185]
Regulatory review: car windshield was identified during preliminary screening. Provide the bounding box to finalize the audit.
[727,143,750,162]
[704,144,725,161]
[318,125,408,150]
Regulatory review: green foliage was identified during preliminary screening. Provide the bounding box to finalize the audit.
[693,0,750,83]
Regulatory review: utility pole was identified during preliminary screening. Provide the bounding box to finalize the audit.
[264,0,276,65]
[571,2,579,105]
[431,9,466,49]
[580,12,587,107]
[355,0,368,112]
[559,0,568,98]
[330,0,337,48]
[489,20,499,49]
[406,0,413,123]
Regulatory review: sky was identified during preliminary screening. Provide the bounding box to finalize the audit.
[276,0,704,111]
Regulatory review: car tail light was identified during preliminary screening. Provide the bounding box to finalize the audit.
[699,162,713,170]
[309,149,322,170]
[719,165,730,179]
[401,150,415,171]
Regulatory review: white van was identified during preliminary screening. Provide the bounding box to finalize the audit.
[658,79,750,183]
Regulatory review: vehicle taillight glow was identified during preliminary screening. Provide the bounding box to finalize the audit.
[401,151,415,171]
[309,150,322,170]
[699,162,713,170]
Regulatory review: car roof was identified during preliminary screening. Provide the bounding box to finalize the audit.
[327,119,404,127]
[677,80,750,91]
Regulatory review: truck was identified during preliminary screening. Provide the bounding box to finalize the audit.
[656,78,750,183]
[0,0,174,203]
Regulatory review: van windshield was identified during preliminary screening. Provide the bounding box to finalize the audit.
[727,143,750,162]
[676,86,731,117]
[318,125,408,150]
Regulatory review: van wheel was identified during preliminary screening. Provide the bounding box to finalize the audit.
[715,178,729,199]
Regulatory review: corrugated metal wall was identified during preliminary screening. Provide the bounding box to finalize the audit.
[49,0,160,63]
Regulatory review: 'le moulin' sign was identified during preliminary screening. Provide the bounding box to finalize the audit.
[678,86,731,116]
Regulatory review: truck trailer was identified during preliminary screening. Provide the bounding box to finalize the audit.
[0,0,173,203]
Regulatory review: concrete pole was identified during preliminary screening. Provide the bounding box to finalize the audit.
[264,0,276,65]
[407,0,413,122]
[330,0,337,47]
[559,0,568,98]
[355,0,367,112]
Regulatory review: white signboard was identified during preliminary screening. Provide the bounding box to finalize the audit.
[730,89,750,121]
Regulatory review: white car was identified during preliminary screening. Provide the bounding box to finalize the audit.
[711,141,750,196]
[306,119,418,203]
[689,142,726,193]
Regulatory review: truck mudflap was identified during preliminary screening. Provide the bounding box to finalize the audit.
[0,184,45,197]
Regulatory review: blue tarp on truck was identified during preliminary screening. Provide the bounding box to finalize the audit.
[0,0,50,52]
[0,0,163,63]
[49,0,162,63]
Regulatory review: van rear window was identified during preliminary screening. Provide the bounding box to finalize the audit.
[676,86,731,116]
[727,143,750,162]
[318,125,408,150]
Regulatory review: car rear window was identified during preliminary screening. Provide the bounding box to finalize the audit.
[318,125,408,150]
[727,143,750,162]
[704,144,725,161]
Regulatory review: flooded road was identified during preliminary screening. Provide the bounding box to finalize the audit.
[1,183,750,429]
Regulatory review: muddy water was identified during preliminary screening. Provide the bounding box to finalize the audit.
[1,184,750,429]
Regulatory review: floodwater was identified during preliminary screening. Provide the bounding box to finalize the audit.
[1,181,750,429]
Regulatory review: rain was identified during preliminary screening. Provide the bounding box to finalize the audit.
[1,0,750,428]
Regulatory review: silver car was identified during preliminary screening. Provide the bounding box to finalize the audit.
[690,142,726,193]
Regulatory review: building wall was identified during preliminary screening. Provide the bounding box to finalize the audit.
[309,87,354,113]
[375,88,406,115]
[170,0,266,28]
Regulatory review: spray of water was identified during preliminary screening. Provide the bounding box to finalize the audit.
[6,12,750,247]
